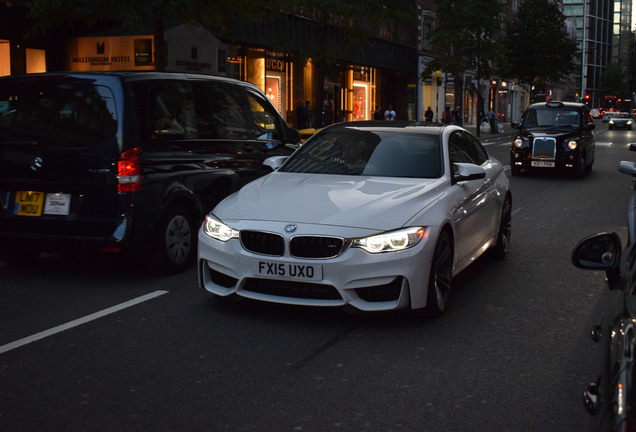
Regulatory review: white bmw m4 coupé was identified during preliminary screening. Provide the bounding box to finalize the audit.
[198,121,511,317]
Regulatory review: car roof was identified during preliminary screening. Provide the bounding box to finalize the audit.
[0,71,259,90]
[528,101,586,110]
[320,120,455,135]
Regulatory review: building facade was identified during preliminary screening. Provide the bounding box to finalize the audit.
[561,0,614,104]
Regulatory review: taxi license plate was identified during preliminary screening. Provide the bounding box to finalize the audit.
[254,260,323,281]
[14,191,71,216]
[531,161,555,168]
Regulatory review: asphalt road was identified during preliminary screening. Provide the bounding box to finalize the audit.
[1,120,635,431]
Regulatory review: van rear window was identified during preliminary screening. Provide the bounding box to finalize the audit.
[0,79,117,146]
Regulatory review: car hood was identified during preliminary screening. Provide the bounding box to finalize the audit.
[519,128,583,140]
[214,172,446,230]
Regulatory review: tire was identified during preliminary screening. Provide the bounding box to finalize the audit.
[152,205,196,274]
[425,230,453,318]
[491,196,511,259]
[574,154,587,178]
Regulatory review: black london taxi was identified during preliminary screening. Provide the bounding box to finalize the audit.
[510,101,595,178]
[0,72,300,273]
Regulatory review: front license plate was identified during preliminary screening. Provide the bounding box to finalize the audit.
[254,260,323,281]
[14,191,45,216]
[531,161,555,168]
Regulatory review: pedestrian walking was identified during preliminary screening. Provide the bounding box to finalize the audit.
[384,105,396,121]
[488,108,497,134]
[374,105,383,120]
[425,106,433,122]
[451,106,462,126]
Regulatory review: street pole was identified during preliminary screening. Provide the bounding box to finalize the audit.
[434,70,442,122]
[581,0,587,100]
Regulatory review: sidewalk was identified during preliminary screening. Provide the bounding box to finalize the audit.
[464,122,517,141]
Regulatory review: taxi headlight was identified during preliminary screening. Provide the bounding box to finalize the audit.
[568,140,578,150]
[609,119,615,124]
[353,227,427,253]
[513,138,523,148]
[203,214,239,241]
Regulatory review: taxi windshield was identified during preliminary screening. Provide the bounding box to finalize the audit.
[522,107,580,129]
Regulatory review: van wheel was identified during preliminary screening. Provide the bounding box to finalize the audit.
[153,205,195,274]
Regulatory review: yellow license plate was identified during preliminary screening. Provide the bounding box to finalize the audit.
[14,191,45,216]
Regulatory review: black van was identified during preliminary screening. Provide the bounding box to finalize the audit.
[0,72,300,273]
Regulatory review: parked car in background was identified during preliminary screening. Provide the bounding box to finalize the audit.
[608,112,634,130]
[198,121,512,317]
[0,72,300,273]
[590,108,601,119]
[510,101,595,177]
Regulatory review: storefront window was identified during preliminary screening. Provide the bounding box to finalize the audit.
[0,40,10,77]
[353,82,369,120]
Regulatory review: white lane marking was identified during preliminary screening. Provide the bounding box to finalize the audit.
[0,290,169,354]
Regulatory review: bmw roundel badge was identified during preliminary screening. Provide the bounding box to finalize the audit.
[285,224,297,233]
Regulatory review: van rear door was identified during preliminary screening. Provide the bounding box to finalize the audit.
[0,74,126,250]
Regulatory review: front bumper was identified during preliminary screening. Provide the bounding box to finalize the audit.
[197,223,437,312]
[510,148,583,171]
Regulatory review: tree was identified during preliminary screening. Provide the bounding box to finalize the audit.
[599,62,627,99]
[422,0,504,135]
[502,0,577,87]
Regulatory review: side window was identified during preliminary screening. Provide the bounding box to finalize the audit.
[246,91,282,140]
[460,131,488,165]
[148,82,197,139]
[448,131,475,166]
[190,82,251,139]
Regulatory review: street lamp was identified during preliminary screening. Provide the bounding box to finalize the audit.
[434,70,442,122]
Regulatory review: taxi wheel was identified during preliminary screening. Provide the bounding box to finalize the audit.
[152,205,195,274]
[575,155,587,178]
[425,230,453,318]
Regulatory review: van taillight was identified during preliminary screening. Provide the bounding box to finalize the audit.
[117,148,141,192]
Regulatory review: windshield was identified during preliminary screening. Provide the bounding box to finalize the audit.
[521,107,580,128]
[280,129,442,178]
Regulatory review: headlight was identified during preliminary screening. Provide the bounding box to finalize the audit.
[609,119,615,124]
[203,214,239,241]
[513,138,523,148]
[568,140,578,150]
[352,227,427,253]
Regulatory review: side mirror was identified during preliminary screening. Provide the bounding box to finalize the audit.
[263,156,288,170]
[586,123,596,131]
[452,163,486,183]
[619,161,636,176]
[572,232,621,287]
[629,143,636,152]
[511,122,520,129]
[285,127,301,145]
